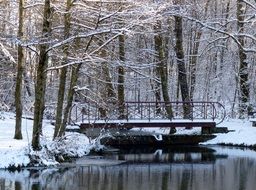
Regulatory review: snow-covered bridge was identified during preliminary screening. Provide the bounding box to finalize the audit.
[71,101,226,134]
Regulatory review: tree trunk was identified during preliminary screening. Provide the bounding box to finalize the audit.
[32,0,51,150]
[117,34,125,119]
[152,74,162,114]
[14,0,24,140]
[104,63,116,100]
[237,0,249,117]
[59,64,81,136]
[98,38,116,119]
[154,21,173,119]
[54,0,72,139]
[189,30,202,100]
[174,15,192,119]
[23,71,32,97]
[58,8,101,134]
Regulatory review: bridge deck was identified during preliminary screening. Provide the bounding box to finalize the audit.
[80,119,216,128]
[80,119,216,135]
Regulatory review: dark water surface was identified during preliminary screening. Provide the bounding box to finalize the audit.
[1,146,256,190]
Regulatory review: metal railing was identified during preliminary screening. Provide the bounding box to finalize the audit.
[71,101,226,125]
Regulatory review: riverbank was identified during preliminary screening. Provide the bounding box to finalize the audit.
[0,112,256,168]
[0,112,93,169]
[202,119,256,147]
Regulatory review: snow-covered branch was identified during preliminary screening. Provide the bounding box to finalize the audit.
[46,29,123,52]
[184,16,256,53]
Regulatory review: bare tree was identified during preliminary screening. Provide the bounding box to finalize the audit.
[54,0,73,138]
[14,0,25,140]
[117,33,126,119]
[173,0,192,119]
[237,0,249,117]
[32,0,52,150]
[154,20,173,119]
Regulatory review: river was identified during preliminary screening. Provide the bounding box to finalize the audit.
[1,146,256,190]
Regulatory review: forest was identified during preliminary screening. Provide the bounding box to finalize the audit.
[0,0,256,150]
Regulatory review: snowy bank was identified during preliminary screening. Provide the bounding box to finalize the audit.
[0,112,92,169]
[201,119,256,147]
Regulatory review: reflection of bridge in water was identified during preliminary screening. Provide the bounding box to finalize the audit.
[72,101,226,135]
[102,146,228,164]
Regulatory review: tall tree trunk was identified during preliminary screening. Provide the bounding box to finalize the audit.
[237,0,249,117]
[217,0,230,102]
[100,37,116,100]
[189,29,202,100]
[59,32,93,134]
[59,64,81,136]
[32,0,51,150]
[152,73,162,114]
[58,7,103,134]
[14,0,24,140]
[54,0,72,138]
[174,15,192,119]
[98,38,116,119]
[117,34,125,119]
[154,21,173,119]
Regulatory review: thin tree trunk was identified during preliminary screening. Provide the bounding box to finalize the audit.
[154,75,162,114]
[117,34,125,119]
[14,0,24,140]
[59,64,81,136]
[32,0,51,150]
[217,0,230,102]
[189,0,210,100]
[23,72,32,97]
[54,0,72,138]
[189,31,201,100]
[174,15,192,119]
[154,21,173,119]
[237,0,249,117]
[104,63,116,99]
[59,29,94,134]
[98,38,116,119]
[58,9,103,134]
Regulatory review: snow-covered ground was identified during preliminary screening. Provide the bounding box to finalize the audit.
[1,111,256,169]
[0,112,92,169]
[202,119,256,146]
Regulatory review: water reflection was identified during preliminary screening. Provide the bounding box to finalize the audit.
[0,146,256,190]
[102,146,221,164]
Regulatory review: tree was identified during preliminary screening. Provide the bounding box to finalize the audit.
[237,0,249,117]
[53,0,73,138]
[188,0,210,100]
[173,0,192,119]
[117,33,126,119]
[14,0,25,140]
[32,0,52,150]
[154,20,173,119]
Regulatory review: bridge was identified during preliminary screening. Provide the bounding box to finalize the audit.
[71,101,226,135]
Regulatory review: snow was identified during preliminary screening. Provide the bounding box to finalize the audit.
[0,112,91,169]
[1,111,256,169]
[82,119,217,124]
[201,119,256,146]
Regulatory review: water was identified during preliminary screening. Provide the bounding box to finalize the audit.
[1,146,256,190]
